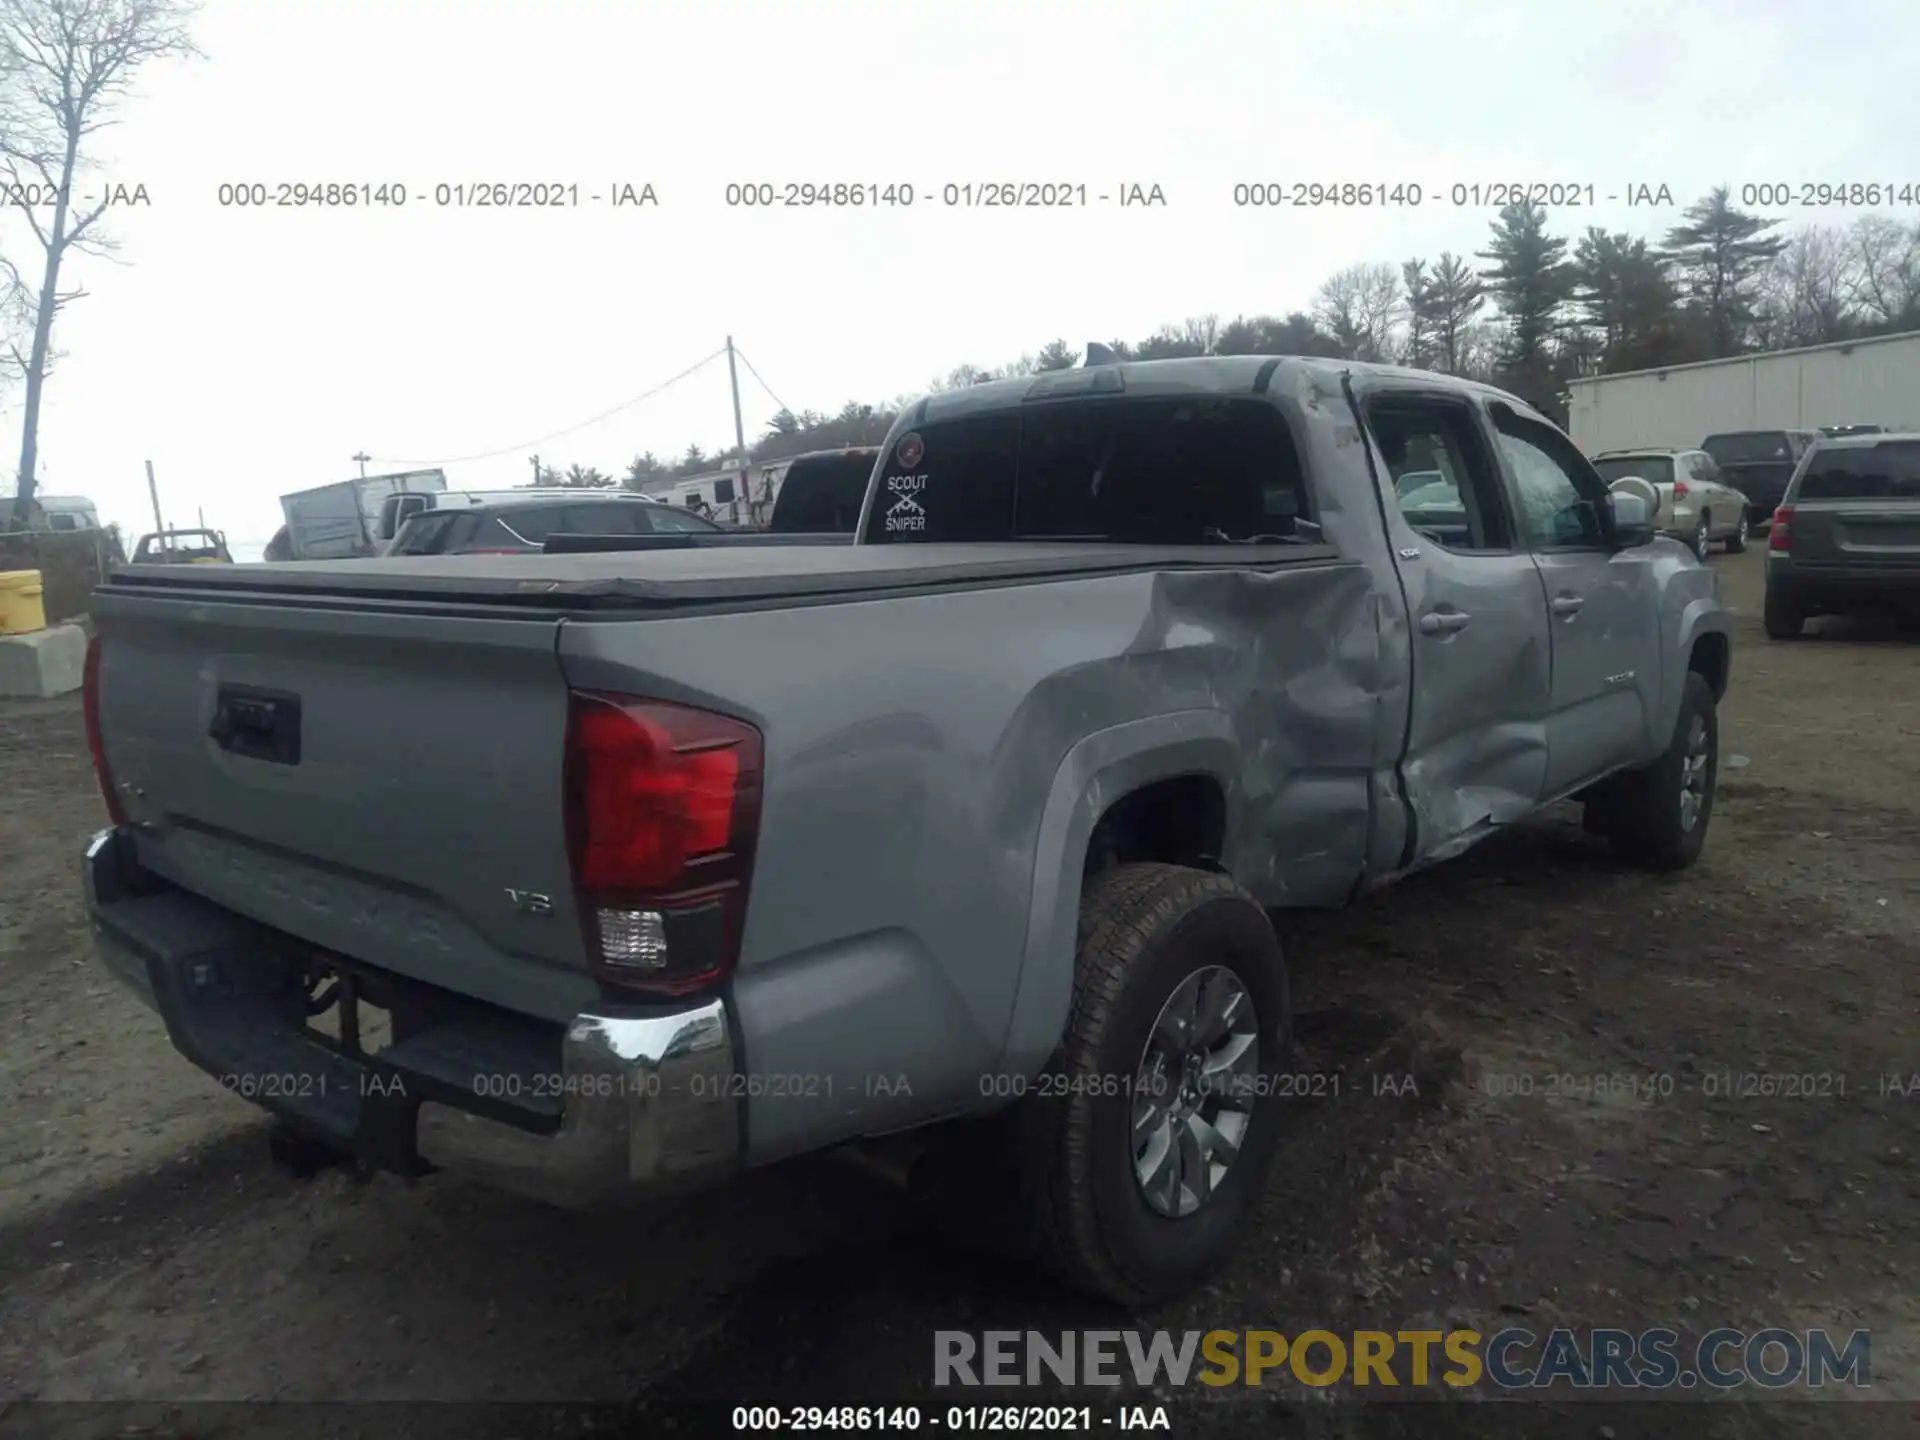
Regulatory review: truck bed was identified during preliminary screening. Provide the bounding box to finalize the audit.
[105,541,1339,611]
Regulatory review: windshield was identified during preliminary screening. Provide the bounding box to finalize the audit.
[864,397,1316,545]
[1796,441,1920,501]
[1592,455,1675,486]
[1703,432,1793,465]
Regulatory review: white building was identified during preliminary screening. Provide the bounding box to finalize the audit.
[1566,329,1920,454]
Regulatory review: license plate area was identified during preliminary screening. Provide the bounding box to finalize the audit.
[298,952,399,1060]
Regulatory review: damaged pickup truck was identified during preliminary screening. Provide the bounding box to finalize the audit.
[80,356,1731,1306]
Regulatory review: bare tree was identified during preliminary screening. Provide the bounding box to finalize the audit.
[1314,263,1400,362]
[1,0,198,525]
[929,362,993,390]
[1849,214,1920,331]
[1754,225,1860,349]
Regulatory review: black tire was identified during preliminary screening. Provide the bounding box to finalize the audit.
[1725,513,1749,554]
[1009,863,1292,1307]
[1692,512,1713,561]
[1763,586,1806,640]
[1601,671,1718,872]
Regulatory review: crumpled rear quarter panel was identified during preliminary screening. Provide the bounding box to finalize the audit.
[558,549,1388,1163]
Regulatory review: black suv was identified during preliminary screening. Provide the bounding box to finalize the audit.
[386,495,721,555]
[1700,429,1823,525]
[1765,432,1920,638]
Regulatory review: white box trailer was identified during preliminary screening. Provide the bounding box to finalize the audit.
[278,469,448,560]
[1567,329,1920,456]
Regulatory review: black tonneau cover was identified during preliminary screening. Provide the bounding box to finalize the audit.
[104,541,1342,610]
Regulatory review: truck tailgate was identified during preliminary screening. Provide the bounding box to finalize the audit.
[90,590,596,1023]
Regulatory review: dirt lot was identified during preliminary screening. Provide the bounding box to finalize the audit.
[2,548,1916,1437]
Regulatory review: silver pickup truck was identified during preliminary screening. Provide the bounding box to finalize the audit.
[80,356,1731,1306]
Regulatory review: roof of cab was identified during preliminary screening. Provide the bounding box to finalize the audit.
[1806,430,1920,451]
[895,354,1536,430]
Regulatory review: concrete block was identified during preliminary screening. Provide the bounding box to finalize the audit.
[0,621,87,698]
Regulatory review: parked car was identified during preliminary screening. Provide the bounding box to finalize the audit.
[80,355,1731,1306]
[1590,449,1752,559]
[1764,431,1920,638]
[1820,425,1885,439]
[130,528,232,564]
[385,493,723,555]
[1701,429,1823,526]
[12,493,104,534]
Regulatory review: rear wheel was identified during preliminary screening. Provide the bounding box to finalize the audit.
[1725,513,1749,554]
[1692,512,1713,561]
[1009,863,1291,1307]
[1763,586,1806,640]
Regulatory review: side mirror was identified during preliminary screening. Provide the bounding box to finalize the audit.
[1606,479,1657,548]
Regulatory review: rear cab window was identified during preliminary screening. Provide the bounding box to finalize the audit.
[1591,455,1675,486]
[1703,432,1794,466]
[1793,441,1920,501]
[772,453,877,533]
[863,396,1317,546]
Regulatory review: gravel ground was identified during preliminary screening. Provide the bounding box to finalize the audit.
[1,546,1916,1438]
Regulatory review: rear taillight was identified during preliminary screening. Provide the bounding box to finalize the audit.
[1770,506,1794,551]
[563,693,763,997]
[1673,480,1690,500]
[82,633,128,826]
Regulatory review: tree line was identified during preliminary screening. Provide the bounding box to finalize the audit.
[533,188,1920,489]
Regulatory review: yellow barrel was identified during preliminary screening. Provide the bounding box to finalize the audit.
[0,569,46,635]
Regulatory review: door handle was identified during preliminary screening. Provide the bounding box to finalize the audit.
[1550,594,1584,618]
[1418,610,1472,635]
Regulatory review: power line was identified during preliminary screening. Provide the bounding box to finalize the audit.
[732,346,791,415]
[369,348,729,467]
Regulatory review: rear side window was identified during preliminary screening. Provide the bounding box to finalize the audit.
[391,513,462,554]
[865,398,1314,545]
[1371,397,1512,552]
[1795,442,1920,501]
[471,505,591,547]
[560,503,651,535]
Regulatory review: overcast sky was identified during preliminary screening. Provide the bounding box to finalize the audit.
[5,0,1915,545]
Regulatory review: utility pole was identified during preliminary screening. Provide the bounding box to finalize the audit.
[529,454,541,487]
[144,460,164,536]
[353,451,370,479]
[725,336,749,525]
